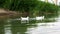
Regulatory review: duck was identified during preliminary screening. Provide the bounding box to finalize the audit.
[21,17,29,21]
[36,16,44,20]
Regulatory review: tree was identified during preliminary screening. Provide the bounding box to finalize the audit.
[0,0,5,8]
[39,2,59,18]
[0,0,59,17]
[3,0,39,12]
[2,0,40,17]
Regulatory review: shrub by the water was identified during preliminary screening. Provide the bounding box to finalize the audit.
[3,0,39,12]
[0,0,59,17]
[0,0,5,8]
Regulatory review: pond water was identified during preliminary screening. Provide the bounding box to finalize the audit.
[0,16,60,34]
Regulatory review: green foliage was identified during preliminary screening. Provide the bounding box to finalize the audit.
[37,2,59,18]
[0,0,5,8]
[0,0,59,17]
[39,2,58,12]
[0,0,59,11]
[0,0,58,12]
[3,0,39,12]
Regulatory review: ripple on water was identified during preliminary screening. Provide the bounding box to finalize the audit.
[26,18,60,34]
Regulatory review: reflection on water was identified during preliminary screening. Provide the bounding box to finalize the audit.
[0,16,60,34]
[0,20,4,34]
[4,24,12,34]
[26,16,60,34]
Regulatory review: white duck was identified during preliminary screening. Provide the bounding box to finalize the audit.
[21,17,29,21]
[36,16,44,20]
[21,17,29,23]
